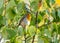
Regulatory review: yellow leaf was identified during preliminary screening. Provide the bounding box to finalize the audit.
[37,29,40,33]
[56,0,60,6]
[8,19,12,25]
[38,20,44,27]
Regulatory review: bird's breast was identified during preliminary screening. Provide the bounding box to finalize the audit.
[23,18,30,25]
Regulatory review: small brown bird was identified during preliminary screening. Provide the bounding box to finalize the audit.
[17,0,32,29]
[18,13,31,28]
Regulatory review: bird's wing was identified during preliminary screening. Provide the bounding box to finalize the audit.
[17,14,28,26]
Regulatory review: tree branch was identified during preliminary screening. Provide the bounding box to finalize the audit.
[32,11,38,43]
[23,28,26,43]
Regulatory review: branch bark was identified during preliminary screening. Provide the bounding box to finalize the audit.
[32,11,38,43]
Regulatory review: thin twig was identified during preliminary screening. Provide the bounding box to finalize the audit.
[32,11,38,43]
[32,0,43,42]
[24,33,26,43]
[23,28,26,43]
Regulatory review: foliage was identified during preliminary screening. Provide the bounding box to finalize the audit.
[0,0,60,43]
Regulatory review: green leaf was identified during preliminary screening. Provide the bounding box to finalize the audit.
[52,32,58,43]
[44,29,51,38]
[40,11,45,17]
[0,7,4,15]
[0,15,3,24]
[17,2,25,13]
[31,1,38,11]
[53,23,57,31]
[38,14,42,23]
[28,26,36,36]
[0,15,6,26]
[6,28,16,39]
[43,37,50,43]
[14,0,19,4]
[38,37,44,43]
[52,9,60,22]
[6,8,16,19]
[18,26,24,36]
[1,26,17,40]
[26,37,32,43]
[58,8,60,18]
[52,9,56,19]
[1,26,9,38]
[0,0,3,9]
[46,0,51,8]
[15,37,22,43]
[6,0,16,10]
[58,24,60,34]
[50,0,55,5]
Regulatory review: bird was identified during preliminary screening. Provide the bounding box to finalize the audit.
[17,0,31,28]
[17,13,31,28]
